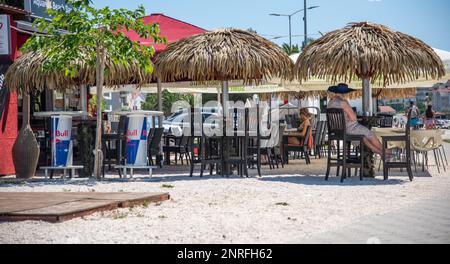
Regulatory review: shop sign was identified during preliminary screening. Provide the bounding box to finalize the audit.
[0,15,11,56]
[24,0,71,19]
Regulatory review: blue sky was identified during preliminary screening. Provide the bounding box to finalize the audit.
[92,0,450,50]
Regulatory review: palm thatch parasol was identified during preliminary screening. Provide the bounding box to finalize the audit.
[5,49,154,179]
[5,50,153,95]
[154,28,293,176]
[295,22,445,115]
[155,28,293,132]
[155,28,293,105]
[155,28,293,84]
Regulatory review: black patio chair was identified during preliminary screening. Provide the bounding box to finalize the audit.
[378,114,394,128]
[102,115,127,178]
[163,135,191,165]
[189,108,223,177]
[272,124,285,169]
[148,128,164,168]
[283,125,312,165]
[325,108,365,182]
[381,111,413,181]
[313,121,327,159]
[225,107,250,177]
[246,105,263,177]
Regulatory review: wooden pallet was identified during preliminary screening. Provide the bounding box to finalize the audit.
[0,192,170,223]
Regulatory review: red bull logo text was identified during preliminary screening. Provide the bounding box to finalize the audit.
[127,129,138,137]
[56,130,70,137]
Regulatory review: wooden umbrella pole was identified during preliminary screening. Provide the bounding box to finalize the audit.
[157,77,163,165]
[79,85,87,120]
[157,77,163,119]
[222,80,229,175]
[93,42,106,180]
[362,78,372,116]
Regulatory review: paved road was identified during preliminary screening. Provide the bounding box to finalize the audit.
[303,143,450,244]
[302,196,450,244]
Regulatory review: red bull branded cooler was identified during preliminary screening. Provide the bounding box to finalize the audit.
[126,115,148,166]
[51,116,73,167]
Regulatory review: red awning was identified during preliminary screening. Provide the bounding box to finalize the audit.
[378,106,397,114]
[120,13,207,53]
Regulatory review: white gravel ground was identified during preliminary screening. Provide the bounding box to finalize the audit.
[1,144,449,244]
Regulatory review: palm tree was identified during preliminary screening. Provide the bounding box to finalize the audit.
[281,43,300,55]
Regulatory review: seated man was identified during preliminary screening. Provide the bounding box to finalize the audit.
[327,83,391,157]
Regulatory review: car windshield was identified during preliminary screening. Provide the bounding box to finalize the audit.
[165,111,186,122]
[164,112,219,123]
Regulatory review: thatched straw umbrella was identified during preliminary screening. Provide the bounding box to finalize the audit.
[295,22,445,115]
[154,28,293,176]
[5,50,153,178]
[155,28,293,110]
[5,50,153,94]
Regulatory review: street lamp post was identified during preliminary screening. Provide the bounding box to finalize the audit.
[270,4,319,50]
[270,9,303,50]
[303,2,319,48]
[304,0,307,48]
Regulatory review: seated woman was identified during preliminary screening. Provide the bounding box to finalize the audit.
[287,108,313,149]
[327,83,391,157]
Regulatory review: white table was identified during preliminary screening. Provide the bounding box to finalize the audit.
[109,111,164,117]
[33,111,88,118]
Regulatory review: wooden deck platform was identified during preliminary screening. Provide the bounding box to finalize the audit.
[0,192,170,223]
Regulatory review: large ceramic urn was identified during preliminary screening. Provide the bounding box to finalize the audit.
[12,94,39,179]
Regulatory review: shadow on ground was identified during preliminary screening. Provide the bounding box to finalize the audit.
[0,158,434,188]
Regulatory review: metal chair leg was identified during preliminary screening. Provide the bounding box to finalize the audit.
[438,148,446,172]
[382,139,388,180]
[325,141,331,181]
[441,145,448,166]
[433,149,440,173]
[412,150,418,173]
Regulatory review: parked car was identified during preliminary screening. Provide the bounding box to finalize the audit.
[162,108,221,136]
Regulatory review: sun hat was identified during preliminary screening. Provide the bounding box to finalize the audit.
[328,83,356,94]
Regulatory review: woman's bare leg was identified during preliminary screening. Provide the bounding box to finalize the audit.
[363,138,382,155]
[363,136,392,156]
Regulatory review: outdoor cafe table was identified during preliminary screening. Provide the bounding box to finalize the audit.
[372,127,444,150]
[33,111,87,177]
[372,127,407,149]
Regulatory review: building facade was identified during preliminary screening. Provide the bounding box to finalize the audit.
[432,81,450,113]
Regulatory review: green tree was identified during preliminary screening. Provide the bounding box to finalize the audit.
[88,95,106,113]
[301,37,316,49]
[417,101,426,114]
[142,90,193,116]
[281,43,300,55]
[22,0,165,179]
